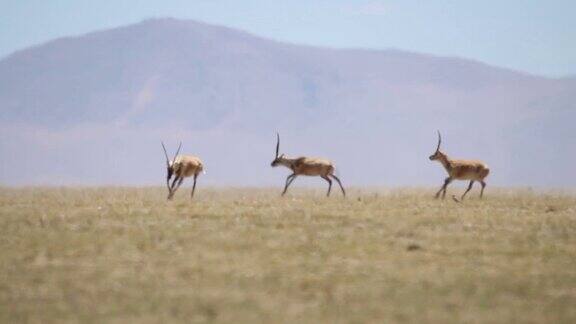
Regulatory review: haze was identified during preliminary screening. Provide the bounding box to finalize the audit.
[0,2,575,187]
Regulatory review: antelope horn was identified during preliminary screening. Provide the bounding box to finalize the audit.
[161,141,172,193]
[173,142,182,163]
[275,132,280,158]
[161,142,170,167]
[436,130,442,152]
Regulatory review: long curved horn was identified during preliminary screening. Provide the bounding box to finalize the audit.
[162,141,172,193]
[173,142,182,162]
[275,133,280,158]
[161,142,170,167]
[436,130,442,152]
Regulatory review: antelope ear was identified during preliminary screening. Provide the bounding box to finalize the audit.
[279,154,285,158]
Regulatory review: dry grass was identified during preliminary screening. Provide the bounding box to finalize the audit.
[0,187,575,323]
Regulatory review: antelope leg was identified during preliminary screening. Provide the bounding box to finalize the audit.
[191,174,198,199]
[330,174,346,197]
[480,181,487,199]
[282,174,297,196]
[321,175,332,197]
[461,180,474,200]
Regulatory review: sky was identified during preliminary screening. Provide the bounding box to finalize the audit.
[1,0,575,77]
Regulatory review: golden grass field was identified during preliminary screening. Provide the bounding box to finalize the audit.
[1,187,575,323]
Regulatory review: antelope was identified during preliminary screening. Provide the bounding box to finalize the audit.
[271,133,345,197]
[162,142,204,200]
[429,131,490,201]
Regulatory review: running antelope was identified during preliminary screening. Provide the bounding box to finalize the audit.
[429,131,490,201]
[270,133,345,197]
[162,142,204,200]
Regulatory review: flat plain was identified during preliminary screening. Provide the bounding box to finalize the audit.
[0,187,575,323]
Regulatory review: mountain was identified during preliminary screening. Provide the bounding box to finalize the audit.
[0,18,574,187]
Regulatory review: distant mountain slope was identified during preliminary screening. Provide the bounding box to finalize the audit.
[0,18,574,186]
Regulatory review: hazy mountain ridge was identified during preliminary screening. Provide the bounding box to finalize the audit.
[0,18,574,186]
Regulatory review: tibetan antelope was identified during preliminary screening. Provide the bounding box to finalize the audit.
[429,131,490,201]
[162,142,204,200]
[271,133,345,197]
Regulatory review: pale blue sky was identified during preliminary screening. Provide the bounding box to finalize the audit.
[1,0,575,77]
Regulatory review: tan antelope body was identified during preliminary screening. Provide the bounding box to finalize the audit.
[162,142,204,200]
[271,133,345,197]
[429,131,490,201]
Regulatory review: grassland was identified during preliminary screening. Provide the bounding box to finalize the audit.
[0,187,575,323]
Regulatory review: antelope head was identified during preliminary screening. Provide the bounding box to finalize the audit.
[429,131,447,161]
[270,133,286,167]
[162,141,182,191]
